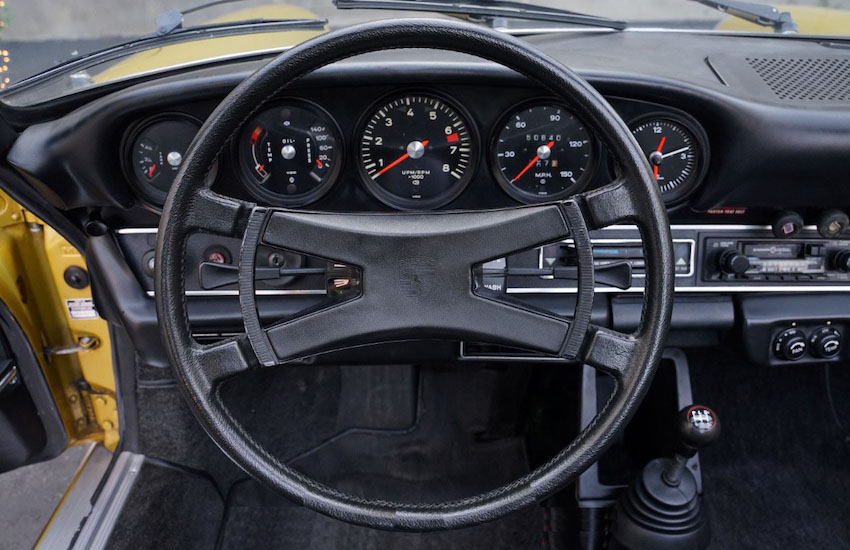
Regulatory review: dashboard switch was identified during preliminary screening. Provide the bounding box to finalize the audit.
[772,211,804,239]
[809,326,841,359]
[817,210,849,239]
[773,328,808,361]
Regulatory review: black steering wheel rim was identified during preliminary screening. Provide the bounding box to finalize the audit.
[155,19,674,531]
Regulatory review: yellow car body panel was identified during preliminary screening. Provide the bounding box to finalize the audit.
[92,5,327,84]
[0,191,118,450]
[716,5,850,35]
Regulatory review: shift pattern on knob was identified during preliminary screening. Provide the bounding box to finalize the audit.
[686,406,717,433]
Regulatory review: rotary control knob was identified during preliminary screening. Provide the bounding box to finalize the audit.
[809,326,842,359]
[833,250,850,273]
[773,328,808,361]
[719,250,750,275]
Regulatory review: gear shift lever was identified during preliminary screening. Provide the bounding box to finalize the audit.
[609,405,720,550]
[664,405,721,486]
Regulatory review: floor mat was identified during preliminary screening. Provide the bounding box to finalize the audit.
[217,479,544,550]
[688,349,850,550]
[216,365,545,549]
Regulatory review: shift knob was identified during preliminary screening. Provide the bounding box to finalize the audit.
[676,405,720,458]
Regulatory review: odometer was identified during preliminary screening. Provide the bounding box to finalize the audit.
[358,94,476,210]
[237,101,341,206]
[492,103,595,203]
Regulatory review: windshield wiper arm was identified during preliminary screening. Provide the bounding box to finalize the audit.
[689,0,798,34]
[334,0,627,30]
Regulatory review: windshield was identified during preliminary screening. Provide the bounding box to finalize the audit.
[2,0,849,97]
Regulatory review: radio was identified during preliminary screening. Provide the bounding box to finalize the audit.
[704,238,850,283]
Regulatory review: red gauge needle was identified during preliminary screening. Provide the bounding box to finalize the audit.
[375,140,429,178]
[148,165,156,177]
[316,159,324,168]
[511,141,555,183]
[652,136,666,179]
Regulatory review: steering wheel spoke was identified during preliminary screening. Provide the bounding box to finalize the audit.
[581,324,638,381]
[575,179,639,230]
[190,334,257,392]
[186,188,254,238]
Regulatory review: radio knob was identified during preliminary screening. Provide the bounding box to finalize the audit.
[809,326,842,359]
[719,250,750,275]
[774,328,808,361]
[833,250,850,272]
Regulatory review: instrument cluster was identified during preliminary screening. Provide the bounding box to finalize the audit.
[122,90,710,211]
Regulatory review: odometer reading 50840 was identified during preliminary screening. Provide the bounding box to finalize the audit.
[358,94,476,210]
[493,103,594,203]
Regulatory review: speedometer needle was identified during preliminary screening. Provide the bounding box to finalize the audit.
[374,140,429,178]
[512,140,555,183]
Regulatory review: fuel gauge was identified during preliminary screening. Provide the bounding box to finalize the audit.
[126,114,209,206]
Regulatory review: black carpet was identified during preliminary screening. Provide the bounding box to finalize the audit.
[217,479,544,550]
[688,349,850,550]
[106,460,224,550]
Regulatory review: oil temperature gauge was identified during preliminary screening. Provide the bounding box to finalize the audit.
[238,101,342,206]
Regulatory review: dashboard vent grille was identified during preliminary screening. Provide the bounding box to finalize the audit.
[746,57,850,102]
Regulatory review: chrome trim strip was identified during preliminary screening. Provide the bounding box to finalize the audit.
[145,289,327,297]
[116,227,158,234]
[119,224,813,235]
[71,452,145,550]
[508,285,850,294]
[36,444,111,550]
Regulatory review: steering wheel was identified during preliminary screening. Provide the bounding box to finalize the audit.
[155,19,674,531]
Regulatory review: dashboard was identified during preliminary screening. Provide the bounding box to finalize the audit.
[5,29,850,370]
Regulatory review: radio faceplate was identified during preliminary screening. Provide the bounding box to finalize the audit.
[704,237,850,284]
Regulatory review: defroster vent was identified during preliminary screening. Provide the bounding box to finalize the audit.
[746,57,850,102]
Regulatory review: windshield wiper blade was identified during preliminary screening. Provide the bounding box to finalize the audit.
[689,0,798,34]
[334,0,627,30]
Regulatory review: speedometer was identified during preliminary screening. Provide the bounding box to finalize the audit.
[357,93,477,210]
[237,100,342,206]
[492,103,595,203]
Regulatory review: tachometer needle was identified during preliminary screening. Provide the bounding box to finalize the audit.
[374,140,429,178]
[511,140,555,183]
[148,165,156,177]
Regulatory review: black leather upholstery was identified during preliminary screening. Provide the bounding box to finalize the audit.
[155,19,674,531]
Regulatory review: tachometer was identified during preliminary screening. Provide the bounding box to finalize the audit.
[237,101,342,205]
[358,93,477,210]
[628,114,708,204]
[492,103,595,203]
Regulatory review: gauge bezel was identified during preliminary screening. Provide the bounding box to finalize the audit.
[624,111,710,205]
[235,98,345,207]
[354,90,480,211]
[489,98,599,204]
[122,112,212,208]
